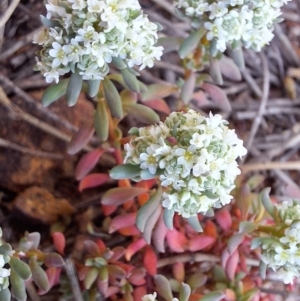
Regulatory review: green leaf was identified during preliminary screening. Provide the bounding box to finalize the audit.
[121,68,140,93]
[109,164,141,179]
[209,58,223,86]
[111,57,127,69]
[66,71,83,106]
[42,79,69,107]
[10,257,32,281]
[124,103,160,124]
[87,79,101,98]
[141,83,177,101]
[0,288,11,301]
[186,215,203,232]
[199,291,224,301]
[30,259,50,292]
[40,15,60,27]
[179,283,191,301]
[178,27,206,59]
[154,275,173,301]
[103,78,123,119]
[94,100,109,142]
[228,46,245,69]
[120,89,138,105]
[101,187,147,206]
[239,288,259,301]
[238,221,257,234]
[0,243,13,256]
[136,187,162,233]
[163,208,174,230]
[228,233,244,255]
[10,270,27,301]
[84,267,98,290]
[187,272,207,289]
[260,187,275,219]
[181,72,196,104]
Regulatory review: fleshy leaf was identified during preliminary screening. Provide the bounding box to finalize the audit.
[42,79,68,107]
[66,70,83,107]
[67,126,94,155]
[188,236,215,252]
[109,213,137,234]
[110,164,141,180]
[187,272,207,289]
[52,232,65,255]
[238,221,257,234]
[94,100,109,142]
[84,267,98,290]
[156,37,181,53]
[199,291,224,301]
[219,56,242,81]
[79,173,110,191]
[142,98,170,114]
[186,215,203,232]
[143,205,162,244]
[125,238,147,261]
[215,208,232,232]
[166,229,187,253]
[228,233,244,255]
[88,80,101,98]
[154,275,173,301]
[163,208,174,230]
[102,187,147,206]
[140,84,177,101]
[136,187,162,233]
[209,58,223,86]
[260,187,275,219]
[75,149,105,180]
[121,68,140,93]
[225,250,239,281]
[10,257,32,281]
[179,283,191,301]
[103,78,123,119]
[0,288,11,301]
[202,83,230,112]
[178,28,206,59]
[181,72,196,104]
[11,270,27,301]
[44,253,65,268]
[30,259,50,292]
[153,214,168,253]
[143,247,157,276]
[124,103,160,124]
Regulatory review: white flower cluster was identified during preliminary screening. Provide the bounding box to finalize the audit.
[142,292,179,301]
[125,109,247,218]
[175,0,291,52]
[33,0,163,83]
[260,200,300,284]
[0,229,12,291]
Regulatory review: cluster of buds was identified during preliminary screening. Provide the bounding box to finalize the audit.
[33,0,163,83]
[258,200,300,284]
[175,0,291,53]
[124,109,247,218]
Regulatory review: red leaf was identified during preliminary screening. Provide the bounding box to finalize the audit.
[143,247,157,276]
[215,208,232,232]
[166,229,188,253]
[192,90,210,107]
[188,236,215,252]
[67,126,94,155]
[126,238,147,261]
[102,204,117,216]
[202,83,231,112]
[105,286,120,298]
[75,148,105,180]
[153,214,168,253]
[110,246,126,261]
[101,187,147,206]
[109,213,137,234]
[79,173,110,191]
[219,56,242,81]
[173,262,185,282]
[226,250,239,281]
[128,268,146,286]
[45,267,61,289]
[119,226,140,236]
[142,99,170,114]
[133,286,147,301]
[52,232,65,255]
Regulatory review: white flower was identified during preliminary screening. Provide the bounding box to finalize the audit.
[124,110,247,218]
[49,42,69,67]
[142,292,157,301]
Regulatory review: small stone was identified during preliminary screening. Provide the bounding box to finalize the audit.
[13,186,75,225]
